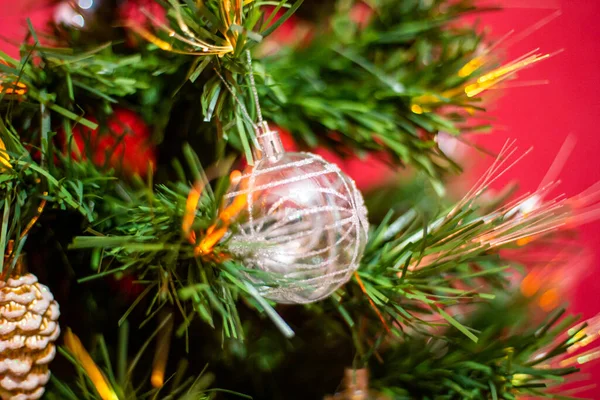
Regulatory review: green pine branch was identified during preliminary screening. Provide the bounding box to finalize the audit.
[261,0,498,179]
[0,1,592,398]
[372,306,587,399]
[45,322,230,400]
[1,0,501,180]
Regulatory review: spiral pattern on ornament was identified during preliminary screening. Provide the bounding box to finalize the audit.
[0,274,60,400]
[225,152,369,303]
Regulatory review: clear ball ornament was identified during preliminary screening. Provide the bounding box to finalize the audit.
[223,128,369,304]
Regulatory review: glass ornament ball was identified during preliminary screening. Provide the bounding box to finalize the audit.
[224,151,369,304]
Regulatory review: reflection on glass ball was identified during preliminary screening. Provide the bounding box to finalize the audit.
[224,152,369,304]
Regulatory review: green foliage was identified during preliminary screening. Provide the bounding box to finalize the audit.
[0,0,592,399]
[373,307,585,399]
[262,0,495,179]
[0,0,498,179]
[45,322,218,400]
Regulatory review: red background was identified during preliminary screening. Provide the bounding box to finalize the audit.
[1,0,599,395]
[473,2,600,323]
[467,1,600,394]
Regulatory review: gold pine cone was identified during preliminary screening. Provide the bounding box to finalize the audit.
[0,273,60,400]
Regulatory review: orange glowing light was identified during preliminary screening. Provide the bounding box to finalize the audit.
[195,170,250,256]
[410,104,424,114]
[184,169,250,257]
[151,313,173,388]
[64,329,118,400]
[0,138,11,170]
[0,81,27,96]
[520,272,541,297]
[516,235,537,247]
[538,288,560,311]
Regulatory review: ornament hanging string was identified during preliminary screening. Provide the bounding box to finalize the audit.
[246,50,264,126]
[212,51,285,159]
[183,51,283,256]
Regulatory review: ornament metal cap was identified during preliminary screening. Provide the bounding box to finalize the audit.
[254,121,284,161]
[343,368,369,395]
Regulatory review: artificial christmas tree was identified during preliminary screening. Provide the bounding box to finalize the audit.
[0,0,598,399]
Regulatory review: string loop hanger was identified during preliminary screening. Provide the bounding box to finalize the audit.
[244,50,284,159]
[214,50,284,161]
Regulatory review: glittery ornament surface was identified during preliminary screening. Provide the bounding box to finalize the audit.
[224,151,369,303]
[0,273,60,400]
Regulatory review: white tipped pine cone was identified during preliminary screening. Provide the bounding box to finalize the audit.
[0,274,60,400]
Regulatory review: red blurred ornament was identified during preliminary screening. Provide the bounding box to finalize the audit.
[107,272,145,301]
[119,0,166,27]
[259,10,313,55]
[67,108,156,177]
[349,2,374,28]
[119,0,167,47]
